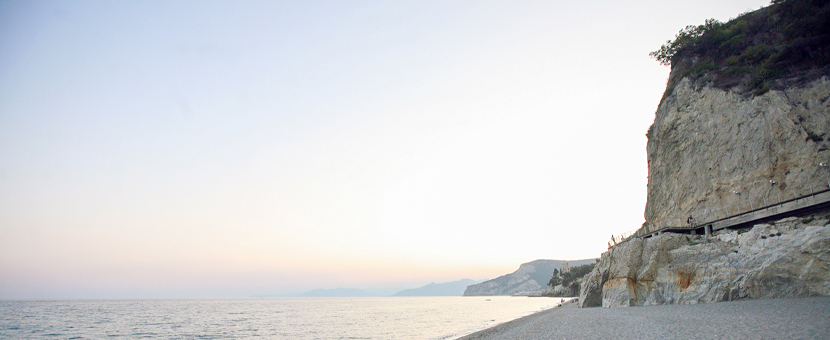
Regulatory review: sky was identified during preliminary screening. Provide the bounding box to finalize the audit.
[0,0,772,298]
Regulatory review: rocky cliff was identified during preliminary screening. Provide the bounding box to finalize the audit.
[581,0,830,307]
[581,76,830,307]
[642,76,830,234]
[463,259,595,296]
[580,216,830,307]
[642,0,830,233]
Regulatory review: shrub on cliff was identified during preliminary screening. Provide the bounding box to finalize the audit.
[652,0,830,97]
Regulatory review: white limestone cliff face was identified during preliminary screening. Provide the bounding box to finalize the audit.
[579,217,830,308]
[464,262,545,296]
[643,77,830,233]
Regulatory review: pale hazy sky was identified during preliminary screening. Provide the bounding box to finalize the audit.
[0,0,771,298]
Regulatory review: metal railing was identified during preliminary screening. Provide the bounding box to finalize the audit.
[608,228,638,248]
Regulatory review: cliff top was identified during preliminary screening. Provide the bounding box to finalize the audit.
[652,0,830,99]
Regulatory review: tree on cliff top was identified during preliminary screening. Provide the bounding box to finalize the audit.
[649,18,724,67]
[651,0,830,97]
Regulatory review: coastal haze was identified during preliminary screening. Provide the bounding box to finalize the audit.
[0,0,772,299]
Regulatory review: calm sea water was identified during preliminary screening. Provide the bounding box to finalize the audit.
[0,296,564,339]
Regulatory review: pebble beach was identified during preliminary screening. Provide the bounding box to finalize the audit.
[457,296,830,340]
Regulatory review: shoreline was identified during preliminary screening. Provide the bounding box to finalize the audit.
[452,297,575,339]
[456,296,830,339]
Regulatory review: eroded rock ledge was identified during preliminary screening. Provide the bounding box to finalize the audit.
[579,216,830,308]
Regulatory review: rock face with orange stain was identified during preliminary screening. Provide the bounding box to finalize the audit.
[579,216,830,308]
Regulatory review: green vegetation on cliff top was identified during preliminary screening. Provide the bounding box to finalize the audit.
[652,0,830,98]
[548,262,596,290]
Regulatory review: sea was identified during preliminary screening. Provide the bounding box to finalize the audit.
[0,296,564,339]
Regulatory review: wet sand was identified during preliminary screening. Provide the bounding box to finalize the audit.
[457,296,830,340]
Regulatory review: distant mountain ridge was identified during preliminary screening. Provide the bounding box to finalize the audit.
[392,279,483,296]
[463,259,597,296]
[263,279,489,298]
[297,288,376,297]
